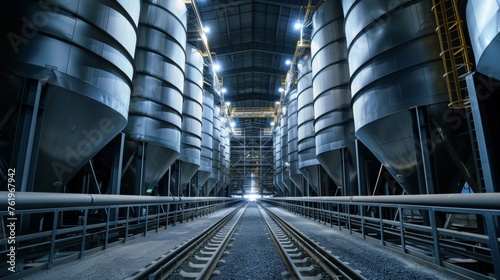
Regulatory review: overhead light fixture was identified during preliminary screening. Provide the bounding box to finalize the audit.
[230,121,236,127]
[213,63,221,72]
[221,87,227,94]
[225,101,231,106]
[275,101,280,105]
[203,26,210,33]
[294,21,302,30]
[285,59,291,65]
[278,87,284,93]
[270,121,275,126]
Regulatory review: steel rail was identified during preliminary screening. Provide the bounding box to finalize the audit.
[196,203,245,280]
[258,204,302,279]
[259,202,366,280]
[127,202,246,280]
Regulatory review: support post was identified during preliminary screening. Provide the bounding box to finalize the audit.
[356,139,367,196]
[466,73,497,192]
[135,142,147,196]
[414,106,436,194]
[80,209,88,258]
[15,79,45,192]
[110,133,124,223]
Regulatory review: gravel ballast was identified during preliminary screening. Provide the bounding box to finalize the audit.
[266,203,459,280]
[213,201,287,280]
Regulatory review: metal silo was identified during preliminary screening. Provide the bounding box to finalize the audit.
[287,89,303,195]
[223,122,231,193]
[274,127,284,195]
[178,44,204,192]
[207,105,221,195]
[280,113,292,195]
[0,0,140,192]
[199,90,214,191]
[466,0,500,80]
[123,0,186,195]
[311,0,357,195]
[343,0,470,194]
[297,55,321,195]
[219,118,227,191]
[225,124,231,188]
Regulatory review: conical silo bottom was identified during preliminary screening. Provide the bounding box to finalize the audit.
[197,170,211,190]
[122,142,179,195]
[290,174,303,195]
[355,105,471,195]
[275,175,285,193]
[179,161,200,192]
[316,147,358,196]
[299,165,321,195]
[281,173,292,195]
[207,177,219,195]
[35,86,127,192]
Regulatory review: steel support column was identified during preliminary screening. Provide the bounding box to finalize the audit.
[355,139,368,196]
[15,79,46,192]
[414,106,436,194]
[466,73,497,192]
[135,142,147,196]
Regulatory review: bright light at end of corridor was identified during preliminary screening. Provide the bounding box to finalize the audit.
[245,194,259,201]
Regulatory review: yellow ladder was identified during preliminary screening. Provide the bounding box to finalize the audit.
[432,0,473,109]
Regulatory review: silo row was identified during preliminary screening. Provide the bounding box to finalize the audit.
[122,0,187,195]
[0,0,141,192]
[0,0,230,196]
[277,0,488,196]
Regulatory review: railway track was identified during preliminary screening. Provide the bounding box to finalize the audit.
[126,203,247,280]
[128,201,365,279]
[257,202,366,280]
[17,200,479,279]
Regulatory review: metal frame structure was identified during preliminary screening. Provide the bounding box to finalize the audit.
[230,127,274,196]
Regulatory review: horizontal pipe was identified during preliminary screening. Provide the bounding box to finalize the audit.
[266,193,500,210]
[0,192,237,210]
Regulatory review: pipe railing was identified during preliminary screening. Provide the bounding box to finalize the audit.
[0,192,235,210]
[268,193,500,209]
[261,193,500,280]
[0,192,242,279]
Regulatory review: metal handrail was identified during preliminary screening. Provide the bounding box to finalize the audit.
[269,193,500,209]
[0,192,235,210]
[262,193,500,279]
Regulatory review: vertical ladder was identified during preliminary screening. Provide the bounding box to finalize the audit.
[432,0,473,109]
[433,0,485,193]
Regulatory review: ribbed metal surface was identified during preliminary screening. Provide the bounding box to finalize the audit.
[274,127,284,193]
[312,0,357,194]
[123,0,186,194]
[280,114,292,194]
[207,105,222,195]
[178,44,204,190]
[224,123,231,185]
[343,0,462,194]
[199,90,214,189]
[0,0,140,191]
[287,89,303,195]
[219,118,227,190]
[466,0,500,80]
[223,122,231,191]
[297,55,320,194]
